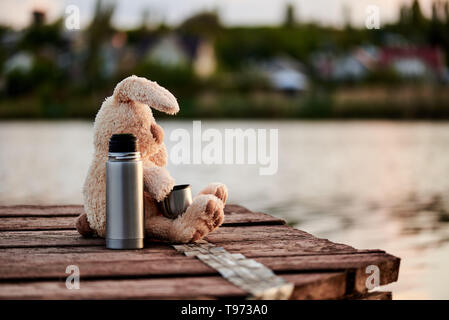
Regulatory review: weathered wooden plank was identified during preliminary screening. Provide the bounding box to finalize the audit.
[206,225,332,243]
[216,240,376,257]
[223,210,286,226]
[0,249,399,290]
[0,213,283,231]
[0,226,353,251]
[0,272,346,300]
[0,216,77,231]
[0,205,285,229]
[263,253,400,290]
[0,256,212,279]
[224,204,285,225]
[0,243,381,264]
[0,230,105,248]
[289,273,347,300]
[0,205,83,217]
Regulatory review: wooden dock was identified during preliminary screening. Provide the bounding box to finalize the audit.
[0,204,400,299]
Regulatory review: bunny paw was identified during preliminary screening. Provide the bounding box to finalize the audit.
[199,183,228,205]
[172,194,224,243]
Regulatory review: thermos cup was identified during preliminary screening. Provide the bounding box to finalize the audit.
[106,133,144,249]
[159,184,193,219]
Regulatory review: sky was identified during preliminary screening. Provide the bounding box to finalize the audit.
[0,0,439,30]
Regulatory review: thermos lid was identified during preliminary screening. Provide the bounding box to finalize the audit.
[109,133,137,153]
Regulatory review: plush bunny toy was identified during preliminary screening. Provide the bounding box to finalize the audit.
[76,75,227,243]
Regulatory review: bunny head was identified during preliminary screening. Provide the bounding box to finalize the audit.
[92,75,179,159]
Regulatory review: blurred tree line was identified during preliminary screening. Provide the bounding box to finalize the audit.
[1,0,449,119]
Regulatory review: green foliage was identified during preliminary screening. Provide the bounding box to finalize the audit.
[178,11,221,38]
[215,25,323,69]
[4,69,34,96]
[19,20,64,50]
[4,56,67,96]
[364,68,402,85]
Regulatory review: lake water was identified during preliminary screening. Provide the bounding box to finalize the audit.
[1,120,449,299]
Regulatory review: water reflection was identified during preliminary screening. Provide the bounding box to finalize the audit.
[1,120,449,299]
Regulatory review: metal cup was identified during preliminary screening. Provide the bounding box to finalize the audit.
[159,184,193,219]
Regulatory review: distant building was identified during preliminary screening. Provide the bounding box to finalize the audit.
[332,55,368,81]
[258,56,308,93]
[193,41,216,78]
[140,34,216,77]
[312,46,378,81]
[313,45,446,82]
[145,35,190,67]
[379,47,445,79]
[3,52,33,74]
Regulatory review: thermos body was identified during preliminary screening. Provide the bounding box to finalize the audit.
[106,134,144,250]
[106,156,144,249]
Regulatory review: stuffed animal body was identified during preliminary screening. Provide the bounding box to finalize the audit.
[76,75,227,243]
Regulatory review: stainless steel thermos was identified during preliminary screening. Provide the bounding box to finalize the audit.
[106,133,144,249]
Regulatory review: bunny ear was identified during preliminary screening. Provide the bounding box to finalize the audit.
[113,75,179,115]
